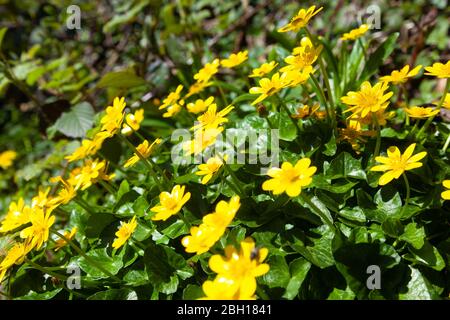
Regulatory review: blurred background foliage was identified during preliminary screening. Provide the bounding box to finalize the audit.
[0,0,448,207]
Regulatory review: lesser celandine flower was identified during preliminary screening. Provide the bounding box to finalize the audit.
[281,37,321,72]
[150,185,191,221]
[338,120,373,151]
[124,138,162,168]
[424,60,450,78]
[187,97,215,114]
[160,85,183,110]
[196,156,225,184]
[49,178,77,206]
[380,65,422,84]
[0,199,31,233]
[200,237,269,300]
[182,196,240,255]
[20,206,56,250]
[191,104,234,131]
[404,106,439,119]
[163,101,183,118]
[54,227,77,251]
[262,158,316,197]
[221,50,248,68]
[0,241,32,283]
[249,72,290,105]
[186,81,212,98]
[100,97,126,134]
[278,5,323,33]
[194,59,220,83]
[0,150,17,169]
[442,93,450,109]
[283,66,314,87]
[65,132,111,163]
[112,216,137,249]
[200,275,253,300]
[441,180,450,200]
[340,24,369,41]
[183,127,223,156]
[370,143,427,186]
[292,103,320,119]
[122,109,144,135]
[341,81,393,118]
[249,61,278,78]
[69,159,111,190]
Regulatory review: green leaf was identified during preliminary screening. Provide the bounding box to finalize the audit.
[399,267,438,300]
[54,102,95,138]
[16,289,62,300]
[183,284,204,300]
[327,286,356,300]
[124,270,149,286]
[278,107,297,141]
[97,71,146,89]
[76,248,123,279]
[260,255,290,289]
[359,33,399,81]
[399,223,425,249]
[338,207,366,223]
[0,27,7,50]
[162,219,189,239]
[282,258,311,300]
[381,218,404,238]
[87,289,138,300]
[103,0,151,33]
[324,152,366,180]
[404,241,445,271]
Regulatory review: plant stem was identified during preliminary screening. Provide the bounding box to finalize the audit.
[99,180,116,195]
[277,94,302,133]
[310,74,331,123]
[51,230,122,283]
[442,132,450,153]
[24,258,69,281]
[73,197,94,215]
[118,134,164,191]
[214,77,228,106]
[177,211,191,228]
[256,287,270,300]
[416,79,449,139]
[373,114,382,157]
[400,173,410,217]
[300,192,334,230]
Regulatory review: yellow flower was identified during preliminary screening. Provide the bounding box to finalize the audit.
[182,196,240,255]
[49,178,77,206]
[292,103,320,119]
[65,131,112,163]
[0,150,17,169]
[196,156,225,184]
[121,109,144,135]
[338,120,374,151]
[249,61,278,78]
[150,185,191,221]
[355,108,395,127]
[100,97,126,134]
[112,216,137,249]
[194,59,220,83]
[20,207,56,250]
[341,81,393,118]
[340,24,369,41]
[31,187,52,209]
[262,158,316,197]
[69,159,109,190]
[221,50,248,68]
[281,37,321,72]
[380,65,422,85]
[200,275,254,300]
[0,199,31,233]
[404,106,439,119]
[186,81,212,98]
[162,101,183,118]
[442,93,450,109]
[278,6,323,33]
[370,143,427,186]
[183,127,223,156]
[192,104,234,131]
[124,138,162,168]
[249,72,290,105]
[282,66,314,87]
[0,241,32,283]
[54,227,77,251]
[441,180,450,200]
[201,237,269,300]
[187,97,215,114]
[424,60,450,78]
[160,85,183,110]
